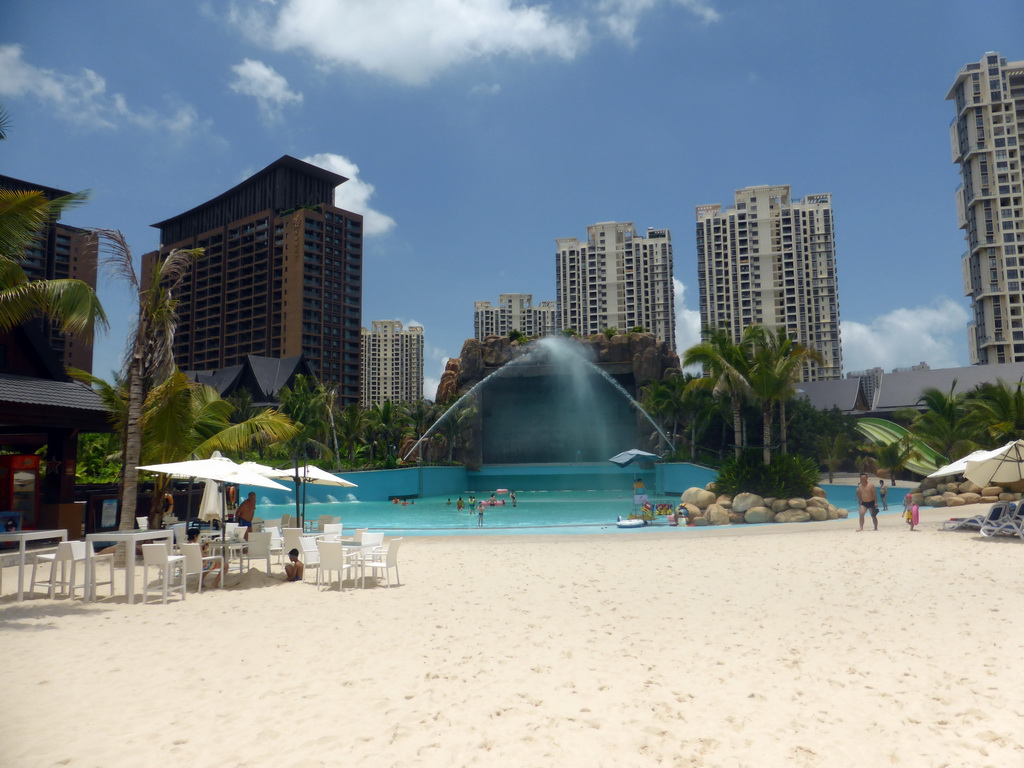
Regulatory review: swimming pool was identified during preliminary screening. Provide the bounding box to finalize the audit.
[255,485,866,536]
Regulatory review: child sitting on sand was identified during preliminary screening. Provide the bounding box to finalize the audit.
[284,548,304,581]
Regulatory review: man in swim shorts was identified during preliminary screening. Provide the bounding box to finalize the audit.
[856,473,879,531]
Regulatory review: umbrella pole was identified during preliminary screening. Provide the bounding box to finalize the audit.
[292,459,301,530]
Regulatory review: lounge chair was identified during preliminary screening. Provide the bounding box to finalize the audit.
[981,502,1024,537]
[942,501,1012,531]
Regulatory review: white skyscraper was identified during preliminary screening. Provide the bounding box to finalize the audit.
[555,222,676,349]
[696,185,842,381]
[947,52,1024,365]
[359,320,424,407]
[473,294,557,340]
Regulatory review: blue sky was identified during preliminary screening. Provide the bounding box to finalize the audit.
[3,0,1023,396]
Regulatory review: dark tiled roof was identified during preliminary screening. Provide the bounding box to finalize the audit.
[794,378,867,412]
[186,365,243,396]
[0,373,107,411]
[248,355,308,399]
[873,363,1024,410]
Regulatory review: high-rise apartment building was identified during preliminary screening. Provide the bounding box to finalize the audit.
[555,222,676,349]
[473,294,557,340]
[147,156,363,404]
[360,320,424,407]
[0,174,98,373]
[696,185,841,381]
[947,52,1024,365]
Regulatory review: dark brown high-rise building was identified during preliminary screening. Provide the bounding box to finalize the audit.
[147,156,363,404]
[0,174,98,373]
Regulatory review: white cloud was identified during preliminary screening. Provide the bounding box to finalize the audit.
[470,83,502,96]
[229,58,303,121]
[302,153,397,236]
[230,0,588,85]
[599,0,719,44]
[0,44,200,135]
[840,297,970,373]
[673,278,702,369]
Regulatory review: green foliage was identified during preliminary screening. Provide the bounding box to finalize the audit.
[508,329,526,343]
[712,452,819,499]
[561,327,578,337]
[602,327,618,339]
[629,326,646,334]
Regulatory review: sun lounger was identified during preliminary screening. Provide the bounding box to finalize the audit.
[980,501,1024,537]
[942,501,1013,531]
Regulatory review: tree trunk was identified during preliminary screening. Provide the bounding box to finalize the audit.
[732,403,743,459]
[780,400,789,455]
[762,403,772,466]
[118,357,145,568]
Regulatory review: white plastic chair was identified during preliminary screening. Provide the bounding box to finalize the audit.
[266,526,284,563]
[141,543,186,604]
[170,523,188,551]
[321,523,343,541]
[316,539,358,591]
[245,531,273,572]
[363,538,403,588]
[280,514,293,528]
[263,518,282,533]
[298,536,320,579]
[181,542,223,593]
[282,528,303,561]
[31,541,113,599]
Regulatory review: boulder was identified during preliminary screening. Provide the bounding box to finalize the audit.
[744,506,774,524]
[958,492,981,505]
[924,496,947,507]
[981,486,1003,498]
[775,509,811,523]
[692,516,709,526]
[732,492,765,514]
[812,486,827,498]
[681,487,717,509]
[771,499,789,514]
[836,508,849,518]
[999,492,1018,501]
[807,496,828,509]
[826,507,840,520]
[922,488,939,498]
[787,498,807,509]
[807,505,828,521]
[979,495,999,504]
[960,481,983,494]
[706,504,731,525]
[945,496,966,507]
[606,333,632,363]
[945,482,960,493]
[715,495,733,509]
[935,483,948,494]
[728,512,746,525]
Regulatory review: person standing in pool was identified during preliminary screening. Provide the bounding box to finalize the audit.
[510,491,516,508]
[457,497,464,511]
[878,479,889,510]
[477,500,484,527]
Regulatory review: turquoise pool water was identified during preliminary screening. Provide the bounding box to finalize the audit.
[255,485,864,537]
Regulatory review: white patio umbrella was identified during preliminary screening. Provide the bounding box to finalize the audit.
[198,479,223,522]
[608,449,660,467]
[137,457,290,550]
[963,440,1024,487]
[927,448,1001,479]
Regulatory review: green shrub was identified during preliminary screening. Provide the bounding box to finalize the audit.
[713,453,818,498]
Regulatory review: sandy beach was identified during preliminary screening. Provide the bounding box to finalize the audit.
[2,506,1023,768]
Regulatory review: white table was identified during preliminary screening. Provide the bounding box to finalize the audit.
[85,529,173,604]
[0,529,68,602]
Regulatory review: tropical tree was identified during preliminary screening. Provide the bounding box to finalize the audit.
[965,379,1024,446]
[682,325,760,459]
[0,108,107,342]
[874,434,917,483]
[336,402,367,465]
[748,327,824,464]
[96,229,202,556]
[817,433,850,483]
[908,382,979,461]
[365,401,408,466]
[436,401,478,463]
[402,399,439,461]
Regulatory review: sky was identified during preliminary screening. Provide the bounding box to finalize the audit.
[3,0,1023,398]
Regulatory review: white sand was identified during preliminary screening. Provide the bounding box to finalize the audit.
[2,507,1023,767]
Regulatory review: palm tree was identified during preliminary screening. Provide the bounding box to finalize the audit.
[874,434,917,483]
[818,433,850,483]
[276,374,332,524]
[402,399,439,461]
[96,229,202,557]
[366,401,407,466]
[965,379,1024,445]
[682,325,759,459]
[909,382,979,462]
[748,327,824,464]
[436,401,478,463]
[336,402,367,466]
